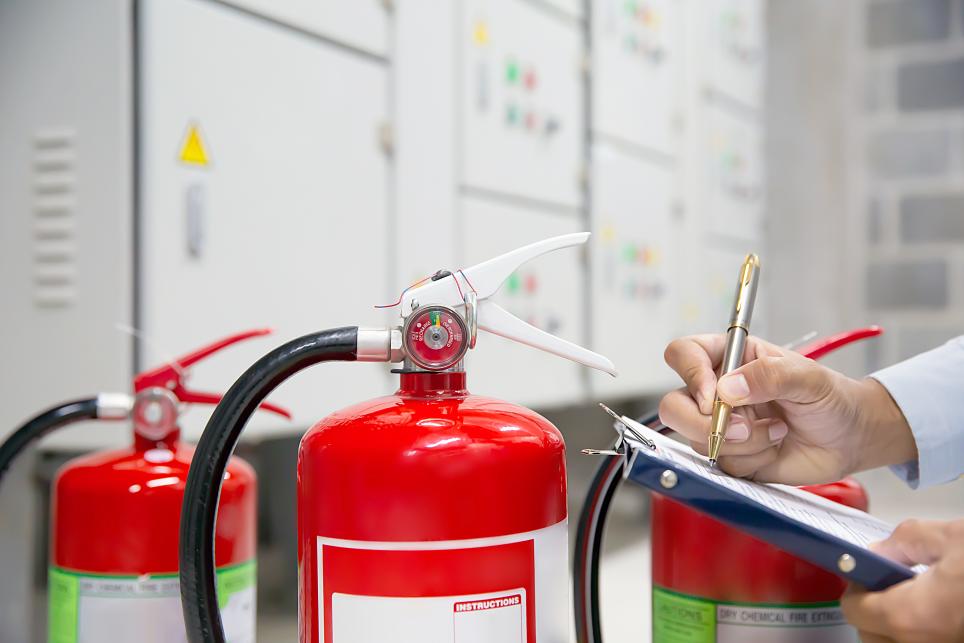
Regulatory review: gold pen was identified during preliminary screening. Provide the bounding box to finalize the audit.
[708,253,761,465]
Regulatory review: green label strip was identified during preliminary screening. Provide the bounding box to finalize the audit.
[653,587,716,643]
[48,568,79,643]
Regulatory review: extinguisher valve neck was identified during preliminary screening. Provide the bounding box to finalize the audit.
[95,393,134,420]
[356,328,401,362]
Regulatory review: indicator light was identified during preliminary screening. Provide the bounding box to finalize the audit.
[525,112,538,131]
[622,243,637,262]
[544,117,560,136]
[473,20,490,45]
[506,272,521,293]
[523,68,537,91]
[601,225,615,242]
[506,59,520,84]
[524,273,538,294]
[506,103,520,125]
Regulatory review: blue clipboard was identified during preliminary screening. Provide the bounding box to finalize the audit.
[624,443,917,591]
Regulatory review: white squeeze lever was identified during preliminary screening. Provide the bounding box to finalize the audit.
[400,233,618,376]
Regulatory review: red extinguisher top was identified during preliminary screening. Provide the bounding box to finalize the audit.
[299,371,569,542]
[51,329,288,574]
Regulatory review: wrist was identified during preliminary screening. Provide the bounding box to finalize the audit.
[852,377,918,472]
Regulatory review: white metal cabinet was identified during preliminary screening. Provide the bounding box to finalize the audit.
[218,0,389,57]
[0,1,134,450]
[461,196,585,408]
[693,0,765,108]
[699,106,764,241]
[460,0,585,208]
[139,0,392,440]
[592,0,684,156]
[589,143,680,397]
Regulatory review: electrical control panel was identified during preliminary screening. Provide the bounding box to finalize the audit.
[589,142,680,396]
[592,0,683,155]
[460,0,584,208]
[697,105,764,241]
[2,0,770,446]
[218,0,388,57]
[461,196,585,408]
[139,0,392,440]
[693,0,765,108]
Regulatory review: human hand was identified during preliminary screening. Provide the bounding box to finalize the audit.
[841,518,964,643]
[658,334,917,484]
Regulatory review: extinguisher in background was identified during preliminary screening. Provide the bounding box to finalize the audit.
[574,326,884,643]
[0,329,289,643]
[178,233,617,643]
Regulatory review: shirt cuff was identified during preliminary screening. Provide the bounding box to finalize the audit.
[870,337,964,489]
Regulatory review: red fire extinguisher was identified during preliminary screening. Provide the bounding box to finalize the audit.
[177,234,617,643]
[573,326,883,643]
[0,329,288,643]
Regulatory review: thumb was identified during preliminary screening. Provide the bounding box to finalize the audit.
[716,353,833,406]
[871,519,951,566]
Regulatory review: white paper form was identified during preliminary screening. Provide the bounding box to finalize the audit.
[625,423,923,572]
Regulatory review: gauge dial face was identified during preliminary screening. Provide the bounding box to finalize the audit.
[404,306,468,370]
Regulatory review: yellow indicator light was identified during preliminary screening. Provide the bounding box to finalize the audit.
[473,20,489,45]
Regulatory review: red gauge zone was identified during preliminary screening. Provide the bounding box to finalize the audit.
[405,307,468,370]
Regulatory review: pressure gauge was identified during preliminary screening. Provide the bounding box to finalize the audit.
[403,306,469,371]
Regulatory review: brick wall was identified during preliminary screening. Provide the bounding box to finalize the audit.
[857,0,964,368]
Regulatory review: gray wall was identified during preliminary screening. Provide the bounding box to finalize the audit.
[858,0,964,369]
[766,0,964,523]
[766,0,860,375]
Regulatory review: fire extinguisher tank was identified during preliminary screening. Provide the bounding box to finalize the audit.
[298,371,569,643]
[53,442,256,575]
[178,235,617,643]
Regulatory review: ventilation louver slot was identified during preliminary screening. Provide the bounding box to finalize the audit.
[33,129,77,308]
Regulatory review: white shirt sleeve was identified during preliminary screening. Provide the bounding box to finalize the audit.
[870,335,964,489]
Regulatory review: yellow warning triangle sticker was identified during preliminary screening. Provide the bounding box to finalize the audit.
[179,124,209,166]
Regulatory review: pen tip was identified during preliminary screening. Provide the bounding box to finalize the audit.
[708,459,717,467]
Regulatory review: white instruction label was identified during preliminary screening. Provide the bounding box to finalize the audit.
[331,589,526,643]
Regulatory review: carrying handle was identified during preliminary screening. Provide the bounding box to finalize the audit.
[133,328,292,418]
[402,233,617,375]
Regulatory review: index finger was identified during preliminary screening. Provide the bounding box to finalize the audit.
[664,334,726,415]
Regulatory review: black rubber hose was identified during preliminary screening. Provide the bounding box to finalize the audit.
[179,327,359,643]
[0,398,100,485]
[573,454,623,643]
[573,410,662,643]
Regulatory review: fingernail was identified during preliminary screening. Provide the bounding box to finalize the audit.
[768,421,789,442]
[726,417,750,442]
[718,374,750,401]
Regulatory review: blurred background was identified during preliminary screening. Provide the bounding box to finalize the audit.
[1,0,963,641]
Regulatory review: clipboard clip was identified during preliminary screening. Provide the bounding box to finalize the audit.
[581,403,657,459]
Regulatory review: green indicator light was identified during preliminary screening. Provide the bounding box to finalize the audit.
[506,103,519,125]
[506,60,519,84]
[623,244,637,262]
[507,272,521,293]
